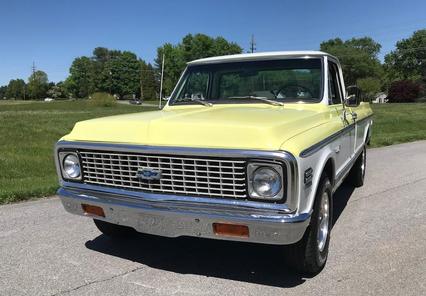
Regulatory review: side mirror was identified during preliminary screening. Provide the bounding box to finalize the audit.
[345,86,361,107]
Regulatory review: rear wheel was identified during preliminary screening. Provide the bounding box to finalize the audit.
[347,145,366,187]
[285,174,333,275]
[93,219,137,239]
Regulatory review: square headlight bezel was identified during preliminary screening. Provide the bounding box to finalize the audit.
[247,162,285,202]
[58,151,83,181]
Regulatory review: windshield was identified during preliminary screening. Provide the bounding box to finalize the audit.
[170,58,323,105]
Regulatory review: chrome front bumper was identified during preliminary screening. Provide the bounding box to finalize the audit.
[58,186,310,245]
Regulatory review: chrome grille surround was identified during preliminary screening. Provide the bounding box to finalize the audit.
[79,150,247,199]
[55,141,298,211]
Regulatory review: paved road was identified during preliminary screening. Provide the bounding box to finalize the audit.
[116,100,159,108]
[1,142,425,296]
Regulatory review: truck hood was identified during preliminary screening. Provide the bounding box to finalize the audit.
[63,104,328,151]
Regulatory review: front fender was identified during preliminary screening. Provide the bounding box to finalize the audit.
[296,149,336,214]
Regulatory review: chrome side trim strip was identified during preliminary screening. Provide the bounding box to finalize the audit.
[300,114,373,158]
[300,124,354,158]
[55,141,300,212]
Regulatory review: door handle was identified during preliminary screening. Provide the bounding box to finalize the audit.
[342,109,356,123]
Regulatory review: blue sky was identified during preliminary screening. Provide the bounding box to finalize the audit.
[0,0,425,85]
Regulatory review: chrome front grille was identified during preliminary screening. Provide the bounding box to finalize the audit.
[79,150,247,199]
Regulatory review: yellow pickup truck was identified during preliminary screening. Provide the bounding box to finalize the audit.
[55,51,373,274]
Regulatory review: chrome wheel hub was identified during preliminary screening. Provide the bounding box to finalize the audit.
[317,192,330,252]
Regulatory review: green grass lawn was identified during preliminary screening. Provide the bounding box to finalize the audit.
[0,100,156,204]
[0,101,425,204]
[369,103,426,147]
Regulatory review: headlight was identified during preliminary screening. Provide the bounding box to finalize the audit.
[61,153,81,179]
[248,163,284,200]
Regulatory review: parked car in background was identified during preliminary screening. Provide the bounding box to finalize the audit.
[55,51,373,274]
[129,98,142,105]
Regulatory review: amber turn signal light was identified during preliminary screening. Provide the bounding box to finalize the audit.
[213,222,249,238]
[81,204,105,217]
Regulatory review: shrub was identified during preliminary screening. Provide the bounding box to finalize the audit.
[387,80,422,103]
[89,92,116,107]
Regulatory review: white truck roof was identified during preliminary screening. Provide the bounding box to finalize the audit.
[187,51,338,65]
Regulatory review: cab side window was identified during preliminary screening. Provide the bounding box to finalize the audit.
[328,62,343,105]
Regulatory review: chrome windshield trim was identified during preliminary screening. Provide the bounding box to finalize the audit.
[55,141,299,212]
[169,57,325,106]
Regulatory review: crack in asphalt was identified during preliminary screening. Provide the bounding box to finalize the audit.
[50,266,145,295]
[350,176,426,203]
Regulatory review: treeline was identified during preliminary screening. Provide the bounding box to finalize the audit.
[65,48,157,99]
[0,34,241,101]
[1,30,425,102]
[320,29,426,102]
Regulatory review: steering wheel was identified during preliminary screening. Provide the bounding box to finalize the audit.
[275,85,313,99]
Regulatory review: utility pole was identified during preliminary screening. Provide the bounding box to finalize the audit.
[32,61,36,75]
[159,52,165,109]
[109,71,112,95]
[250,34,256,53]
[140,64,144,101]
[28,61,36,100]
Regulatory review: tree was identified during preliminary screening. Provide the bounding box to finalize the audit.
[384,29,426,82]
[155,43,186,96]
[28,71,48,99]
[92,47,122,89]
[357,77,381,100]
[320,37,383,86]
[99,51,141,98]
[62,77,76,98]
[68,57,96,98]
[155,34,242,96]
[180,34,241,61]
[67,47,153,99]
[55,81,68,98]
[93,47,121,64]
[140,61,157,100]
[0,85,7,99]
[47,83,64,99]
[6,79,26,99]
[93,47,111,64]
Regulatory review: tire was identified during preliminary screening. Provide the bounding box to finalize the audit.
[347,145,366,187]
[285,174,333,275]
[93,219,137,239]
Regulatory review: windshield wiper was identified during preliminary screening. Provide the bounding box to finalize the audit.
[190,98,213,107]
[228,96,284,106]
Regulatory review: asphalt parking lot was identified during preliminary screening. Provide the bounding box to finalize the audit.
[1,141,425,296]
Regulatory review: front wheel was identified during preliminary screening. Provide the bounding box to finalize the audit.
[285,174,333,275]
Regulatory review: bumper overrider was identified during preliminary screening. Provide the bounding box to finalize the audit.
[55,141,311,245]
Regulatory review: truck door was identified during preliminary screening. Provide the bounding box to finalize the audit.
[327,61,354,176]
[346,86,365,155]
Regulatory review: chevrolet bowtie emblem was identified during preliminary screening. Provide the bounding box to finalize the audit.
[136,168,162,180]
